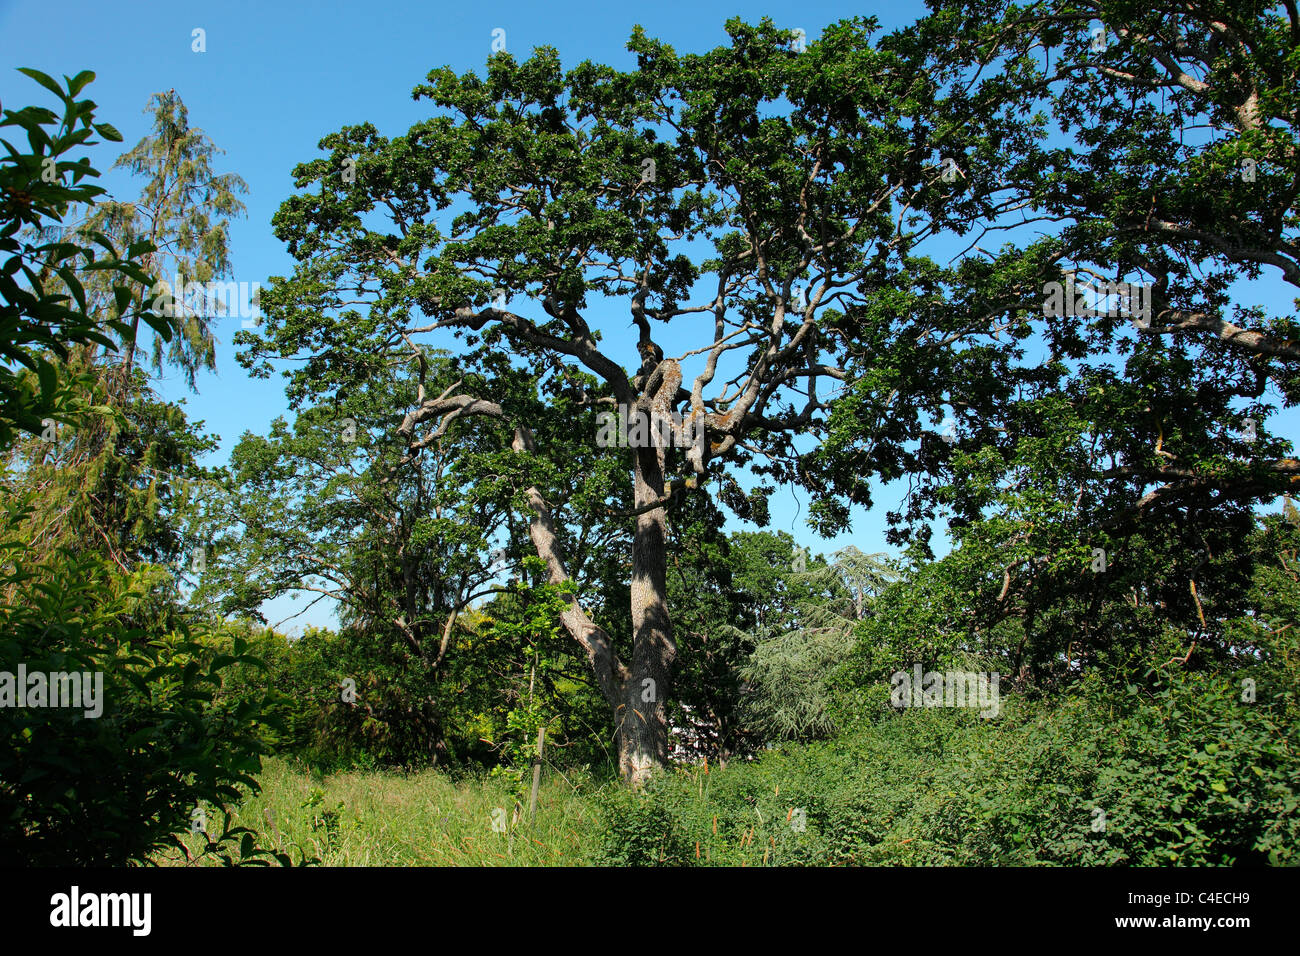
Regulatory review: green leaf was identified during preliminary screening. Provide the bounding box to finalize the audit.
[35,358,56,405]
[16,68,65,100]
[67,71,96,97]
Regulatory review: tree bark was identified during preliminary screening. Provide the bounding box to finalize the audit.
[410,391,684,784]
[620,442,677,786]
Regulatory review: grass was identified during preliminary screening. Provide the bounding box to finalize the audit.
[155,757,607,866]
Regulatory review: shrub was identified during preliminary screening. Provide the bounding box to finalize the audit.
[0,498,284,865]
[589,663,1299,866]
[593,779,693,866]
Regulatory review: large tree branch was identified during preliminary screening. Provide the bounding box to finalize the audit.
[395,386,631,708]
[1144,309,1300,361]
[510,426,628,708]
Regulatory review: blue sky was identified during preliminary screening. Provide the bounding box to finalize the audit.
[3,0,1296,630]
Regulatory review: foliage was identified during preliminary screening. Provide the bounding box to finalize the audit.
[473,570,611,786]
[0,497,284,865]
[1,354,218,577]
[594,660,1299,866]
[198,359,615,770]
[232,12,1041,777]
[0,68,165,446]
[61,88,248,387]
[0,74,291,866]
[159,756,603,866]
[6,4,1300,865]
[210,574,614,777]
[741,543,897,741]
[594,783,693,866]
[659,519,760,761]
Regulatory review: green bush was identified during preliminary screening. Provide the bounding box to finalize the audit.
[594,780,693,866]
[589,664,1299,866]
[0,498,286,865]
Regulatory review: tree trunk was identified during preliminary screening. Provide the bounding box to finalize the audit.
[510,424,675,786]
[619,444,677,786]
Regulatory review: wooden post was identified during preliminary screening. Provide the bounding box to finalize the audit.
[529,725,545,823]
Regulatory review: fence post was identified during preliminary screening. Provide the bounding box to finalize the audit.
[529,725,545,823]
